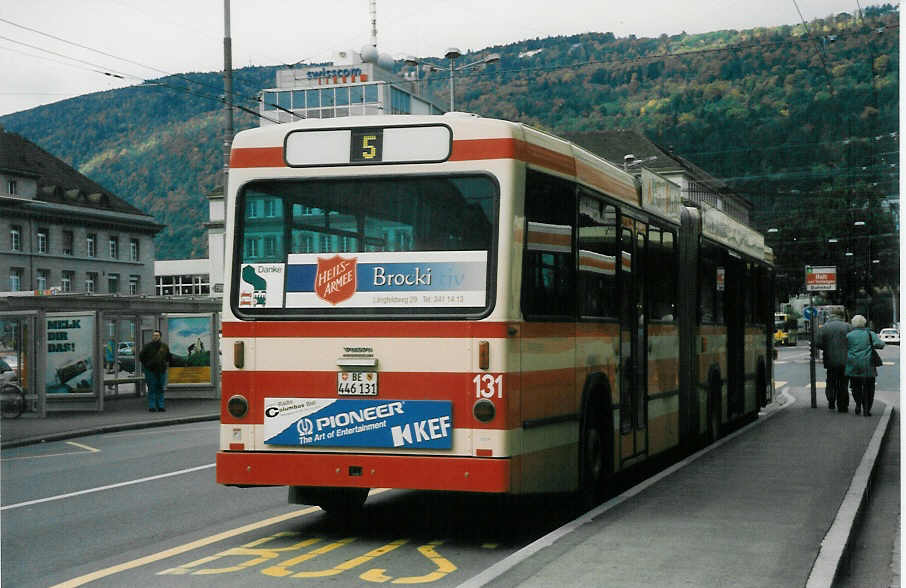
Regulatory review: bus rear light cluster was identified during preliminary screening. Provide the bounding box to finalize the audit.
[473,398,495,422]
[227,394,249,418]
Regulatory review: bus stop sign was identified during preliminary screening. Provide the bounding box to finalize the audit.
[805,265,837,291]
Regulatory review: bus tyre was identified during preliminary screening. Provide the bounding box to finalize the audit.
[757,362,767,408]
[708,375,722,443]
[578,405,609,509]
[289,486,369,515]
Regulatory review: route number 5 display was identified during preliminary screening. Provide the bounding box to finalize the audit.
[350,128,383,162]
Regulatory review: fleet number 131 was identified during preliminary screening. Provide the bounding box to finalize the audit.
[473,374,503,398]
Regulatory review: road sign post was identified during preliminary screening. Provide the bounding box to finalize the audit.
[805,268,836,409]
[804,305,818,408]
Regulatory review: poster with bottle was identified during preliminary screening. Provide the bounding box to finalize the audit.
[45,312,95,394]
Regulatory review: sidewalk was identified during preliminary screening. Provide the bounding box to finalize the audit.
[469,389,896,588]
[0,395,221,449]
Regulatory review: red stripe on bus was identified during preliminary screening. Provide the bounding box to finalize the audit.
[449,138,518,161]
[230,147,285,168]
[222,321,514,338]
[229,138,578,178]
[520,141,576,176]
[217,451,514,492]
[221,370,522,429]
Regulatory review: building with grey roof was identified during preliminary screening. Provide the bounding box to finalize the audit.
[0,128,163,295]
[563,129,753,226]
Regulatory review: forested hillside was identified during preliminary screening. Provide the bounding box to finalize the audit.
[0,4,898,284]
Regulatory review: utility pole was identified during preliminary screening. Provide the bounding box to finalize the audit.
[223,0,233,185]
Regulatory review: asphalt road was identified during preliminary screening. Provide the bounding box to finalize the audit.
[1,422,582,587]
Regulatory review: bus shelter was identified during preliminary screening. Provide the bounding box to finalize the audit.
[0,295,221,417]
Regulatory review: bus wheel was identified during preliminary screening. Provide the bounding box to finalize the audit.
[757,362,767,408]
[708,374,722,443]
[289,486,369,515]
[578,408,608,509]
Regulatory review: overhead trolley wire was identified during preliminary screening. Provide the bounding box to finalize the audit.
[0,16,297,120]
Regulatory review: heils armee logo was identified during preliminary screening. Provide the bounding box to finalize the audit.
[315,255,357,304]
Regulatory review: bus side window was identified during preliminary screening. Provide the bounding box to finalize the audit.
[699,244,719,324]
[522,171,576,320]
[578,193,617,320]
[648,225,676,321]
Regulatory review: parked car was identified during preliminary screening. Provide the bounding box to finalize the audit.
[879,328,900,345]
[0,357,16,386]
[117,341,134,356]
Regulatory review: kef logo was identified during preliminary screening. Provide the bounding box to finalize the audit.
[315,255,357,305]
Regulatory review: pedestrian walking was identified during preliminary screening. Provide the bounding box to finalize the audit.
[139,330,171,412]
[816,309,851,411]
[845,314,884,416]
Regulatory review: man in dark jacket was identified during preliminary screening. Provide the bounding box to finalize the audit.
[139,330,170,412]
[817,311,851,411]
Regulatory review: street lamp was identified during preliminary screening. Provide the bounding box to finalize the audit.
[403,56,443,97]
[443,48,500,112]
[853,220,878,323]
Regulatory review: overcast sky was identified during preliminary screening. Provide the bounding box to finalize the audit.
[0,0,889,116]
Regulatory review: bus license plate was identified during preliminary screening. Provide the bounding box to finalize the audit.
[337,371,378,396]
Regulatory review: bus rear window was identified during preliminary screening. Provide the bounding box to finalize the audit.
[233,175,497,317]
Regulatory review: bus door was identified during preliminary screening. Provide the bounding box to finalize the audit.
[724,256,746,418]
[619,219,647,463]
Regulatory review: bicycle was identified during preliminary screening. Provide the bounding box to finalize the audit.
[1,382,25,419]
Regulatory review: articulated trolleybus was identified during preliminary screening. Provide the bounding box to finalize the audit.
[217,113,774,512]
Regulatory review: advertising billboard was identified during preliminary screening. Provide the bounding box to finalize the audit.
[164,314,213,385]
[46,312,95,394]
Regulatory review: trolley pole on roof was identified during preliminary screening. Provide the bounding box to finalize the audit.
[223,0,234,183]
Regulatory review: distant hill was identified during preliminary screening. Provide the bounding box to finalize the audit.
[0,4,898,272]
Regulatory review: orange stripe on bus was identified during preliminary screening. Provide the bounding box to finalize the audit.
[575,159,637,203]
[230,146,284,168]
[449,138,519,161]
[228,138,610,189]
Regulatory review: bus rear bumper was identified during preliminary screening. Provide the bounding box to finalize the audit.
[216,451,513,493]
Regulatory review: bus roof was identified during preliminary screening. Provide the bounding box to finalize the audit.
[229,114,769,263]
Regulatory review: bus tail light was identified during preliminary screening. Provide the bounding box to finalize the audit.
[473,398,495,422]
[227,394,249,418]
[234,341,245,368]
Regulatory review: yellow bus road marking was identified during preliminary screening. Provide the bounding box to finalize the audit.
[50,507,322,587]
[393,540,457,584]
[66,441,100,453]
[1,441,99,462]
[160,530,457,583]
[51,487,389,587]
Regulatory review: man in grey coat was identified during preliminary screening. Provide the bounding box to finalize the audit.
[817,311,851,411]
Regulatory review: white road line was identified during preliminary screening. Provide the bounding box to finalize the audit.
[1,463,215,511]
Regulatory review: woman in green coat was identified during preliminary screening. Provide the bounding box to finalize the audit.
[845,314,885,416]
